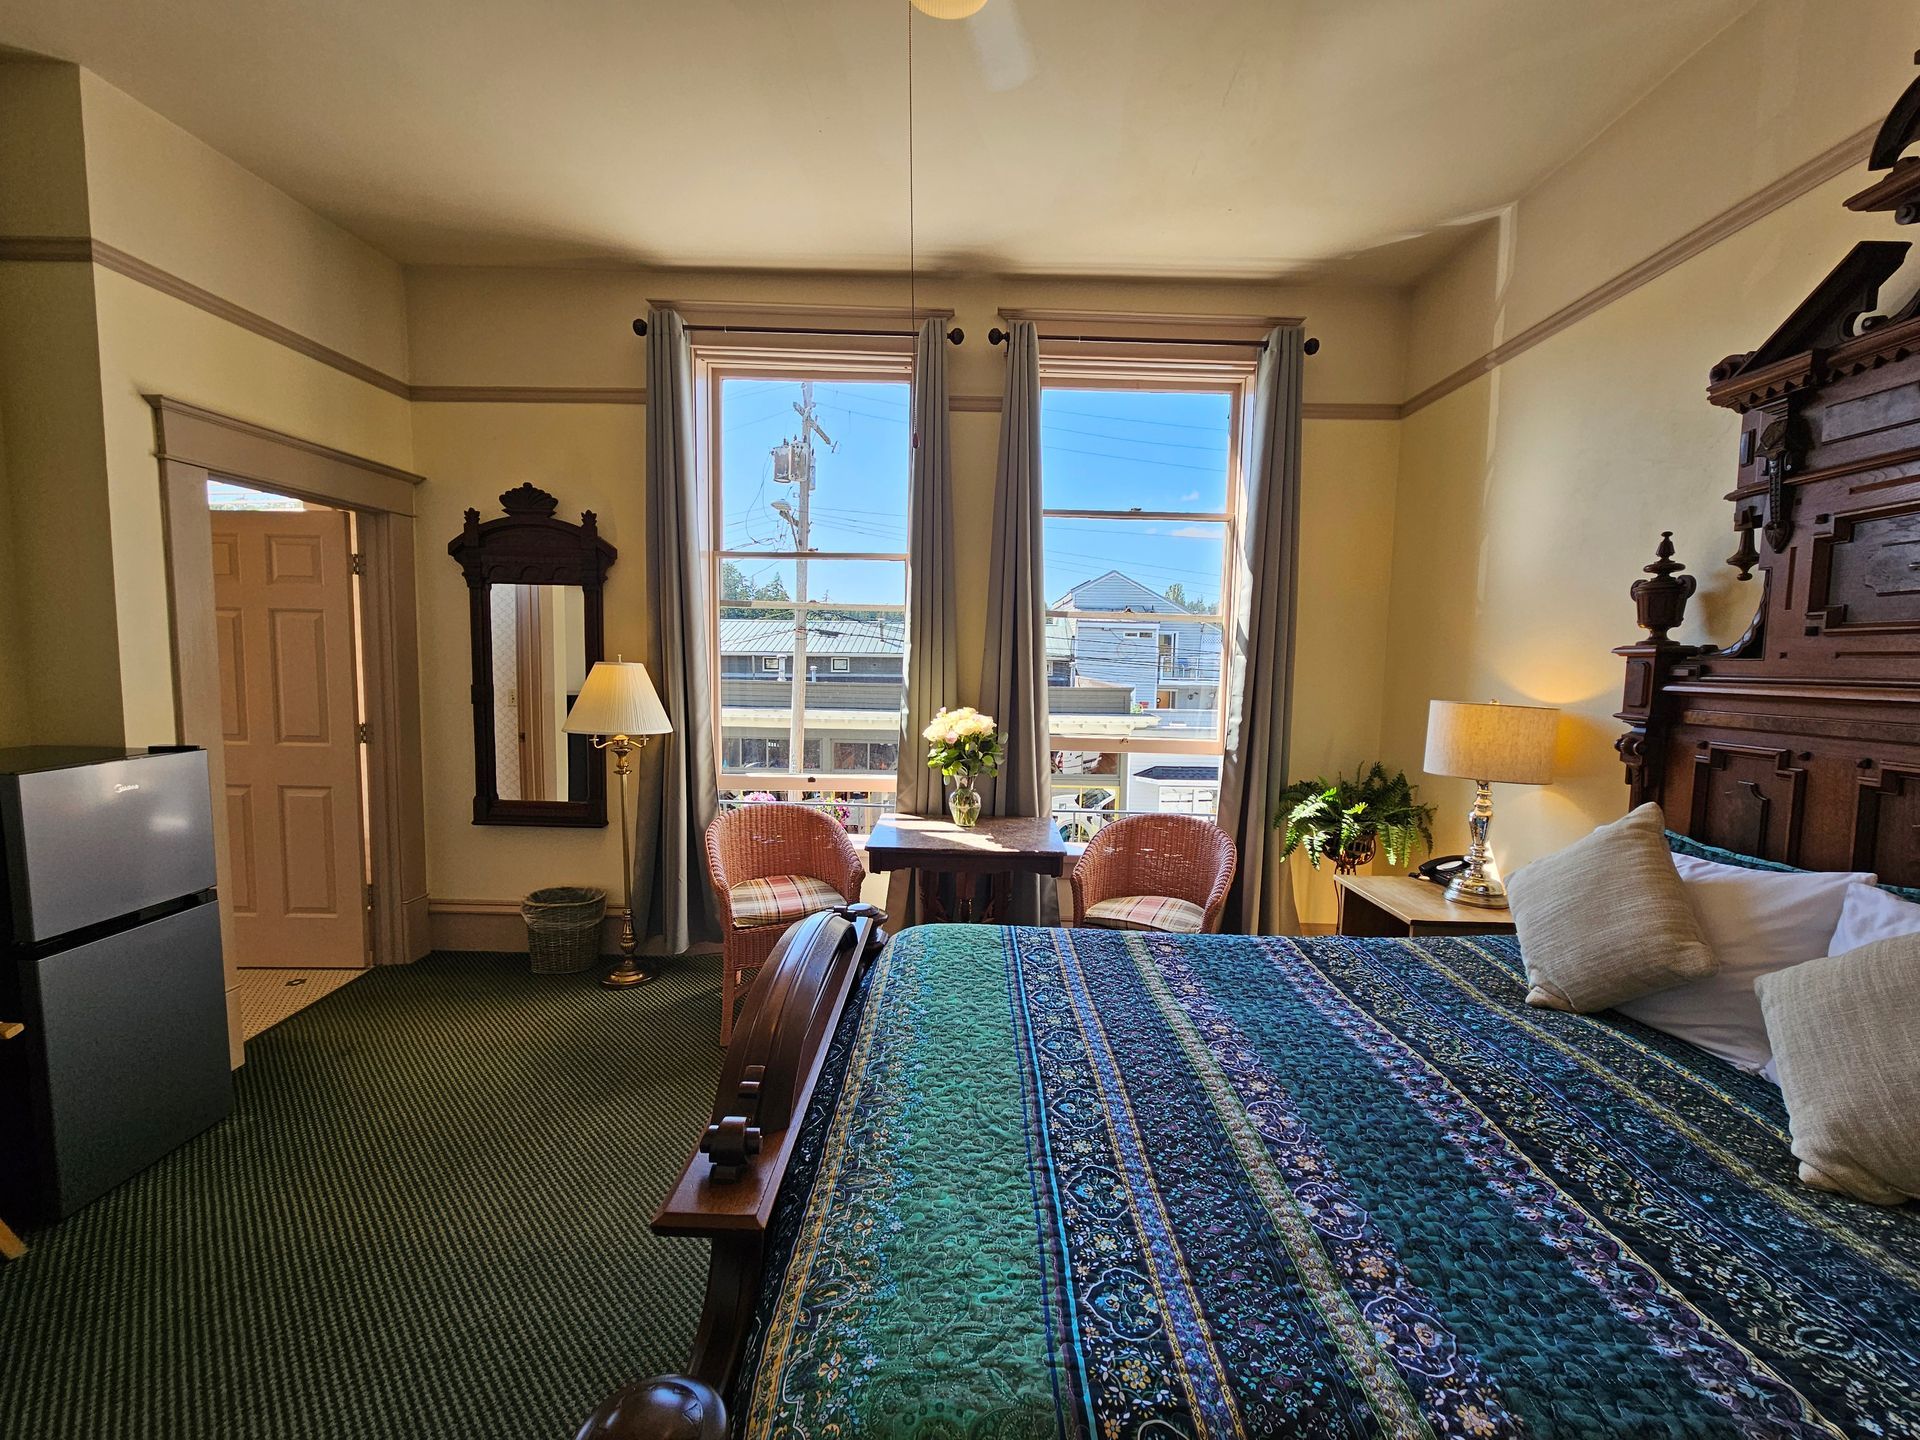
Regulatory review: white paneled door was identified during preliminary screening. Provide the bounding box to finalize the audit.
[213,509,368,969]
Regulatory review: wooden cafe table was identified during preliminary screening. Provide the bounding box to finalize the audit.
[865,814,1069,926]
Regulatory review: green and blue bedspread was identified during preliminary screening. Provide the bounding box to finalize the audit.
[733,925,1920,1438]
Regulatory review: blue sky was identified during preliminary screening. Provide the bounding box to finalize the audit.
[718,379,1232,612]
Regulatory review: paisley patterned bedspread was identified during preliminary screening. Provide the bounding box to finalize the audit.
[732,925,1920,1439]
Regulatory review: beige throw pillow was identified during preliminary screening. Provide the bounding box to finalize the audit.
[1755,935,1920,1205]
[1505,803,1718,1012]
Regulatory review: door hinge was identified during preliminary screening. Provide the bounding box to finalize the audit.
[356,722,370,744]
[365,882,376,909]
[350,552,367,576]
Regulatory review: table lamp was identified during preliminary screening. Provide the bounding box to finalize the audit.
[1422,698,1558,908]
[565,659,672,988]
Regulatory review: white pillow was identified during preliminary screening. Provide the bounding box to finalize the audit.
[1828,882,1920,952]
[1757,883,1920,1084]
[1615,855,1874,1074]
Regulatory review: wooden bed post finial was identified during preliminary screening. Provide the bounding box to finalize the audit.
[574,1375,726,1440]
[1631,532,1697,644]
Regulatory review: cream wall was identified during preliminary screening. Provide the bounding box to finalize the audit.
[1380,168,1895,870]
[0,61,122,745]
[0,63,417,747]
[75,68,411,383]
[1403,0,1915,398]
[406,268,1407,926]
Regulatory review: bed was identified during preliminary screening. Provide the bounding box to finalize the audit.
[578,64,1920,1440]
[736,922,1920,1439]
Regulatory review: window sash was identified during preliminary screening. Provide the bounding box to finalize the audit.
[1038,372,1248,757]
[706,353,912,792]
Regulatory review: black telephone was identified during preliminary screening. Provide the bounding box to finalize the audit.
[1413,855,1469,886]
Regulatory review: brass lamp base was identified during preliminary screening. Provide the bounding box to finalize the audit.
[595,732,655,990]
[602,958,655,988]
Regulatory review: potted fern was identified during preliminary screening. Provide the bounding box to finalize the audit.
[1276,763,1436,875]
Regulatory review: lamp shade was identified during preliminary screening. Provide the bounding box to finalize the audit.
[1423,699,1557,785]
[564,660,672,738]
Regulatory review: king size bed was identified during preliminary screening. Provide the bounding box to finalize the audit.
[579,65,1920,1440]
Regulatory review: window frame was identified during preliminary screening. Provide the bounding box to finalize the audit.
[700,345,913,797]
[1038,354,1253,763]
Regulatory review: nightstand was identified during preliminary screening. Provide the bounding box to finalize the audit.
[1334,874,1516,938]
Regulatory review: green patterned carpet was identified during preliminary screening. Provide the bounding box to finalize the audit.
[0,951,724,1440]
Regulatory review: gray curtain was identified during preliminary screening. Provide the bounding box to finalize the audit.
[1218,325,1305,934]
[895,318,959,816]
[977,321,1057,924]
[634,307,721,953]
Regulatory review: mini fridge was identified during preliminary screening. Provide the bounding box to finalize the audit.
[0,746,231,1224]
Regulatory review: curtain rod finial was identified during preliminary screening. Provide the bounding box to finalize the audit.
[632,318,649,337]
[989,326,1009,346]
[1303,336,1320,355]
[947,326,964,346]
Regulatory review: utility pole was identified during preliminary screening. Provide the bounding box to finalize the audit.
[772,382,834,774]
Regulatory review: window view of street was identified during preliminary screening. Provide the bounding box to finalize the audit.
[710,371,1238,841]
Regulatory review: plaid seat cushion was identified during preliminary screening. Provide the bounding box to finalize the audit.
[1084,894,1206,934]
[728,874,846,930]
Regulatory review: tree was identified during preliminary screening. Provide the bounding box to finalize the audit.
[719,562,791,616]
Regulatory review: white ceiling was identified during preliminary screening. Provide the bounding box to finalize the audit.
[1,0,1757,283]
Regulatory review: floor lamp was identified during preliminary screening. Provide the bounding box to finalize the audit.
[565,659,673,988]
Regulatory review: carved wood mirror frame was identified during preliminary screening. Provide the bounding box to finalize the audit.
[448,484,615,827]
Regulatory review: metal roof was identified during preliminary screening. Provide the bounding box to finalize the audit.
[718,615,903,656]
[1133,764,1220,783]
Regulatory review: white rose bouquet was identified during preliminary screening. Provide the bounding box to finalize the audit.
[922,706,1006,781]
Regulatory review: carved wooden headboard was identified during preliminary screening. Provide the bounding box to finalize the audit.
[1615,56,1920,886]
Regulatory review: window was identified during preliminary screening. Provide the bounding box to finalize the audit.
[707,359,910,832]
[1040,371,1245,831]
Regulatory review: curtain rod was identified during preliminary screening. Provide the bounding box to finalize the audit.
[632,318,962,344]
[986,326,1318,355]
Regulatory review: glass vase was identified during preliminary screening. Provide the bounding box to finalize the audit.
[948,770,981,827]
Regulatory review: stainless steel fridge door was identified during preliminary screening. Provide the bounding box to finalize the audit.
[4,750,216,942]
[32,900,230,1217]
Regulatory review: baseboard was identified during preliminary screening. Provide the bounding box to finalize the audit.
[426,897,721,957]
[402,894,433,962]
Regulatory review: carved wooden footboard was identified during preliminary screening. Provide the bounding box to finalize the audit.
[575,902,887,1440]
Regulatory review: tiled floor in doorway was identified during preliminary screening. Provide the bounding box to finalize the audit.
[234,968,366,1040]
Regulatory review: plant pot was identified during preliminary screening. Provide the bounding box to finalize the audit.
[1330,840,1376,876]
[948,771,981,827]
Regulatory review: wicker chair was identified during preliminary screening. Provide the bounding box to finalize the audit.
[1070,814,1237,935]
[705,803,865,1044]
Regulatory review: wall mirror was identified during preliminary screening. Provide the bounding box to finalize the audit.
[448,484,615,826]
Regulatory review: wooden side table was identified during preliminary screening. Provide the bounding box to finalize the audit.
[867,814,1069,926]
[1334,874,1515,938]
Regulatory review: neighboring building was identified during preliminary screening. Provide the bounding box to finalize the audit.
[1047,571,1221,738]
[717,615,906,776]
[718,613,1144,781]
[715,576,1218,830]
[1045,572,1225,829]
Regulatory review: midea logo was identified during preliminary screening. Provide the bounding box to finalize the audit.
[113,783,141,794]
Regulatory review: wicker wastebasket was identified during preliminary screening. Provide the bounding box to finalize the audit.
[521,886,607,974]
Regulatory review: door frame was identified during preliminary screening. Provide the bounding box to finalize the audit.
[150,396,431,1000]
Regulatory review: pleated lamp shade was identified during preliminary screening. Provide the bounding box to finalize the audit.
[564,660,672,738]
[1423,699,1557,785]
